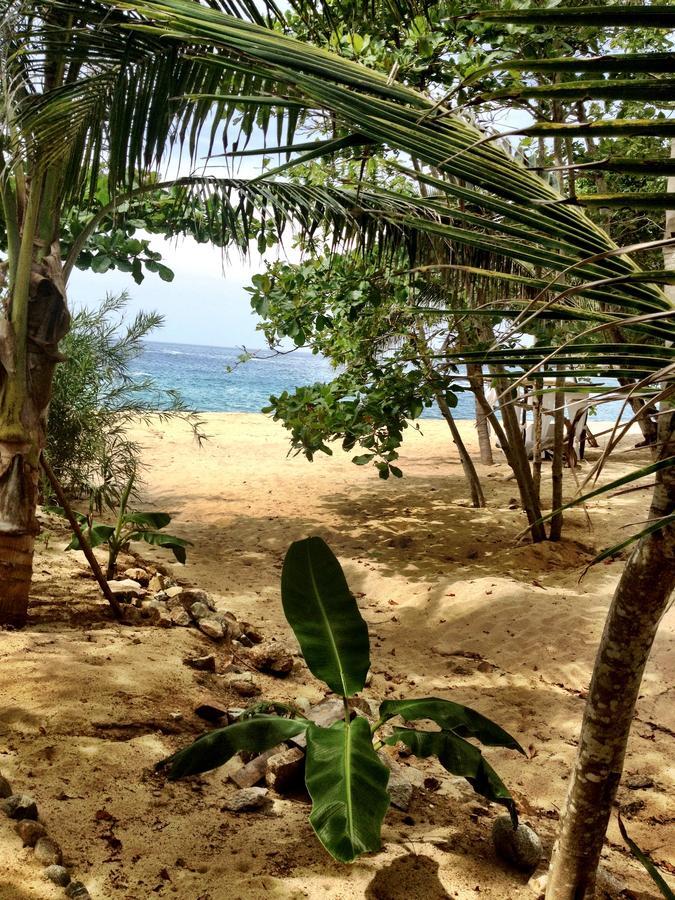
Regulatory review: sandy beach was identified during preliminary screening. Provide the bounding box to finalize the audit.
[1,413,672,899]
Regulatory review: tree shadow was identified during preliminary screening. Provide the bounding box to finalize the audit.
[365,853,451,899]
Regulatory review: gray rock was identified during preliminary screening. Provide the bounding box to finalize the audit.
[0,774,12,798]
[65,881,91,899]
[492,816,542,871]
[170,607,191,627]
[15,819,47,846]
[190,602,212,622]
[183,654,216,672]
[44,865,71,887]
[198,618,225,640]
[223,787,272,812]
[34,836,63,866]
[1,794,38,820]
[388,771,414,811]
[626,774,654,790]
[142,601,172,627]
[182,588,215,610]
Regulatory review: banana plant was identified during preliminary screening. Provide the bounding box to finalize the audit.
[159,536,523,863]
[50,470,188,580]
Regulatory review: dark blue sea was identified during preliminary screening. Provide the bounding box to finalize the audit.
[133,340,626,421]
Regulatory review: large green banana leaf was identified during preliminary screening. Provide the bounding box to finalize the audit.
[160,715,308,779]
[386,726,517,824]
[379,698,524,754]
[305,717,390,862]
[281,537,370,697]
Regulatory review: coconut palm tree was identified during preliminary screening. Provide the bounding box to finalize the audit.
[3,2,674,895]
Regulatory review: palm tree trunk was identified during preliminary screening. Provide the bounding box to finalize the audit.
[0,242,69,626]
[549,377,565,541]
[435,392,485,508]
[468,364,494,465]
[545,413,675,898]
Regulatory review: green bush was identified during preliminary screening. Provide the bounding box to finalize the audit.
[46,292,204,510]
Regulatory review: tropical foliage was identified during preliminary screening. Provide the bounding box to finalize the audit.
[161,536,523,862]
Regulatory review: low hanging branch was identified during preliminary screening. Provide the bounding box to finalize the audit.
[41,454,123,620]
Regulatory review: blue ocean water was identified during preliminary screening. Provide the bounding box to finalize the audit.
[133,341,459,418]
[133,340,627,422]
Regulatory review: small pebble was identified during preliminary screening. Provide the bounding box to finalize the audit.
[1,794,38,820]
[65,881,91,899]
[0,774,12,799]
[44,865,71,887]
[183,654,216,672]
[492,816,542,871]
[15,819,47,846]
[34,836,63,865]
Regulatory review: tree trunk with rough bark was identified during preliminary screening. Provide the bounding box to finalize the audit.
[545,412,675,899]
[546,139,675,898]
[436,392,486,508]
[0,240,69,625]
[549,377,565,542]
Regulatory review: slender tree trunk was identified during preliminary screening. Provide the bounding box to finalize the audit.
[545,413,675,899]
[469,370,546,541]
[532,380,543,502]
[549,377,565,542]
[546,139,675,898]
[435,392,485,508]
[468,363,494,465]
[492,372,547,543]
[0,244,69,626]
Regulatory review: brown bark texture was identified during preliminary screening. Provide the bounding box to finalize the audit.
[0,248,69,625]
[436,392,486,508]
[545,413,675,899]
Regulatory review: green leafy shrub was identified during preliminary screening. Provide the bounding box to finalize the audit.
[159,537,523,863]
[51,469,188,580]
[46,292,204,510]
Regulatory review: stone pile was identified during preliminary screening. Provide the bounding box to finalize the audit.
[108,569,265,648]
[0,773,90,897]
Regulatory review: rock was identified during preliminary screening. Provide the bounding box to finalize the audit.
[142,601,172,627]
[149,574,171,592]
[265,748,305,793]
[34,836,63,866]
[15,819,47,846]
[199,618,226,641]
[1,794,38,820]
[224,673,261,698]
[65,881,91,899]
[239,622,264,644]
[247,643,294,677]
[388,770,414,811]
[123,567,150,585]
[107,579,144,600]
[223,787,272,813]
[190,602,212,622]
[120,605,143,625]
[626,774,654,790]
[292,698,349,749]
[527,872,547,897]
[183,654,216,673]
[44,865,71,887]
[194,701,228,723]
[170,607,191,627]
[508,498,520,510]
[181,588,215,610]
[0,774,12,798]
[231,749,281,789]
[165,585,184,599]
[492,816,542,871]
